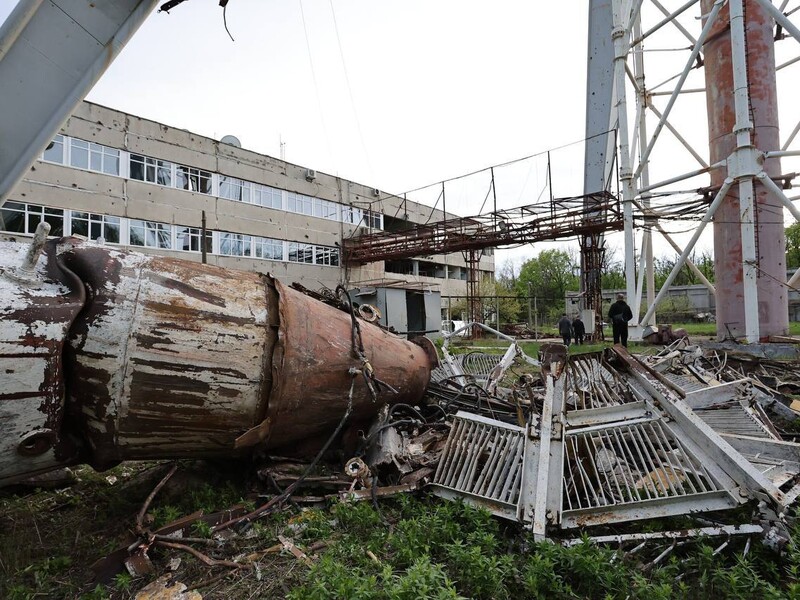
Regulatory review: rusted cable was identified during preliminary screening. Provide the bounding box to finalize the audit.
[136,464,178,535]
[213,374,357,533]
[155,540,247,570]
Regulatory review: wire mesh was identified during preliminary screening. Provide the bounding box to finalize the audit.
[562,419,723,511]
[567,354,633,409]
[430,352,502,383]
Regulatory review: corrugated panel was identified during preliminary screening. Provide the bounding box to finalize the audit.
[693,404,774,439]
[663,372,710,394]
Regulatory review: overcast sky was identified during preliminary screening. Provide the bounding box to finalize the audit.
[3,0,799,272]
[88,1,590,193]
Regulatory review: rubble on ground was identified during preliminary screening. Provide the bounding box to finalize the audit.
[93,324,800,584]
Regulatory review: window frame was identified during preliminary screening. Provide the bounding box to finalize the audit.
[70,211,121,243]
[218,175,252,203]
[0,201,65,237]
[69,138,120,176]
[41,135,66,165]
[129,219,173,249]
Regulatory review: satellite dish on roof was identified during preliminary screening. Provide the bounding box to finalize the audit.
[220,135,241,148]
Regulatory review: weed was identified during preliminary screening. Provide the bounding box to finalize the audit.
[78,584,108,600]
[113,571,133,591]
[6,585,36,600]
[444,539,514,598]
[386,556,464,600]
[289,507,336,541]
[150,504,182,528]
[332,500,383,535]
[191,520,213,538]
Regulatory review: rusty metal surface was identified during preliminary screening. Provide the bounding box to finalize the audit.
[1,237,435,483]
[703,0,787,339]
[0,237,84,483]
[60,244,274,465]
[343,192,622,265]
[265,278,435,451]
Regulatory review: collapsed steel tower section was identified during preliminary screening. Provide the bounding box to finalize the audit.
[589,0,800,342]
[430,344,800,543]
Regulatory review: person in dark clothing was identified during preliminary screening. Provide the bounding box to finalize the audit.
[572,315,586,345]
[608,293,634,347]
[557,313,572,346]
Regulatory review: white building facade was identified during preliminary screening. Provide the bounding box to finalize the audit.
[2,101,494,314]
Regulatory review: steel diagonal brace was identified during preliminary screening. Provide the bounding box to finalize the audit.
[520,348,567,539]
[611,347,788,509]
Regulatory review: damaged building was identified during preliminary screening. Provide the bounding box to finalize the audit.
[1,100,494,334]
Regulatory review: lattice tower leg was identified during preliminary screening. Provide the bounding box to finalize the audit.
[464,249,482,339]
[580,231,605,341]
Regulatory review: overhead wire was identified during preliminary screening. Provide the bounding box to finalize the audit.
[328,0,375,182]
[299,0,336,173]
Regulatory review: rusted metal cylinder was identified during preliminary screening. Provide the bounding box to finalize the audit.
[265,278,434,450]
[702,0,787,339]
[0,239,435,484]
[0,238,85,484]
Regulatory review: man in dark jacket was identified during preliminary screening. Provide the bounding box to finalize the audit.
[557,313,572,346]
[572,315,586,345]
[608,293,634,347]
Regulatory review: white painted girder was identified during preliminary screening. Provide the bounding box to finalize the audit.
[0,0,159,206]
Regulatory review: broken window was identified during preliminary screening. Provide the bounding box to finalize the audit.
[176,226,212,253]
[315,246,339,266]
[253,236,283,260]
[219,232,252,257]
[71,212,120,243]
[175,165,212,194]
[287,242,314,264]
[364,209,383,230]
[313,198,339,220]
[129,219,171,249]
[129,154,172,186]
[41,134,66,164]
[0,202,64,236]
[219,175,251,202]
[341,205,361,225]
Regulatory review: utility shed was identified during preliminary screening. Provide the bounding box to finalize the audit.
[349,282,441,340]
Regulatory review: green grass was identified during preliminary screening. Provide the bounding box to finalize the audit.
[286,496,794,600]
[3,462,800,599]
[452,321,800,350]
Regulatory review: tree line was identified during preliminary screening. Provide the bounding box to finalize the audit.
[448,246,716,326]
[448,221,800,327]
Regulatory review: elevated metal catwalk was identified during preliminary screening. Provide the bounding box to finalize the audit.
[343,192,622,265]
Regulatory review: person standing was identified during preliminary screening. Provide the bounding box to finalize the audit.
[558,313,572,346]
[572,314,586,345]
[608,293,634,347]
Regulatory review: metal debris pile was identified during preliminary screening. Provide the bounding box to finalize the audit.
[91,323,800,584]
[427,322,541,424]
[426,329,800,548]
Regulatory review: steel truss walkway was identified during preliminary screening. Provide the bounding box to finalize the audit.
[343,192,622,265]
